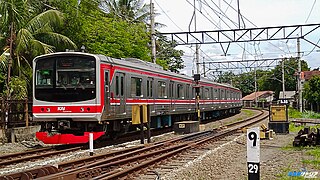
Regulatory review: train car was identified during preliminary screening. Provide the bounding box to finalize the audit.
[33,52,242,144]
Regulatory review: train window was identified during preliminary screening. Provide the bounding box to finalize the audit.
[120,76,124,96]
[158,81,167,98]
[186,84,190,99]
[169,82,174,98]
[35,59,54,87]
[204,88,210,99]
[131,77,142,97]
[192,86,195,99]
[35,55,96,102]
[214,89,219,99]
[147,78,153,97]
[115,76,119,96]
[177,84,184,99]
[221,89,225,99]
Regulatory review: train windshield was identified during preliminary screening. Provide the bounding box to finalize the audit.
[35,55,96,102]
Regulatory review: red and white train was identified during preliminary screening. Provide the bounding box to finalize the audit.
[33,52,242,144]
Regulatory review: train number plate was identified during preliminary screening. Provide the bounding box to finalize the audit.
[179,124,185,128]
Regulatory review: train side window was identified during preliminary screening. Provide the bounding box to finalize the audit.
[115,75,119,96]
[147,78,153,97]
[158,81,167,98]
[131,77,142,97]
[204,88,210,99]
[177,84,184,99]
[169,81,174,98]
[186,84,190,99]
[120,76,124,96]
[214,89,218,99]
[221,89,225,99]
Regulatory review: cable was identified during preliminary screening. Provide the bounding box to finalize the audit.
[154,0,184,31]
[305,0,317,23]
[220,0,289,55]
[185,0,256,57]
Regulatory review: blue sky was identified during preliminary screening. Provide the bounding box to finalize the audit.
[153,0,320,75]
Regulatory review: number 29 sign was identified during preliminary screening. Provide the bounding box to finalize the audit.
[247,127,260,180]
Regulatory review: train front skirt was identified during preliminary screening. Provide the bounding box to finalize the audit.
[36,132,105,144]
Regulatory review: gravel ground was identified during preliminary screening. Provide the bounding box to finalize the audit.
[161,119,319,180]
[1,109,317,179]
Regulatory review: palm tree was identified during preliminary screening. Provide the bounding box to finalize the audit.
[0,0,77,99]
[101,0,150,23]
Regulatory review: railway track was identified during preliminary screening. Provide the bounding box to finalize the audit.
[0,146,82,167]
[0,109,268,180]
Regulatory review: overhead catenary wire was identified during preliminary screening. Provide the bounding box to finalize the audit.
[185,0,257,58]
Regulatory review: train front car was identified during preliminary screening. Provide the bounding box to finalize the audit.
[33,53,104,144]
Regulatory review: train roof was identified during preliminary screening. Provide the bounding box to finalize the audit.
[34,52,239,91]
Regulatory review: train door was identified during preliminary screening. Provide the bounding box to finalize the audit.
[104,71,110,114]
[147,78,154,111]
[169,81,174,110]
[115,73,126,114]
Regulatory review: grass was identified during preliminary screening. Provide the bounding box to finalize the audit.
[288,107,320,119]
[241,109,255,117]
[277,146,320,179]
[279,121,320,179]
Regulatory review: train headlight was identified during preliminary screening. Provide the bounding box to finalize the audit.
[46,108,50,112]
[80,107,84,112]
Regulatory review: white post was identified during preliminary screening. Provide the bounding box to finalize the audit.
[89,133,93,156]
[247,127,260,180]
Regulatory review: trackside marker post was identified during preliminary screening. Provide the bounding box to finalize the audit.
[247,127,260,180]
[89,133,93,156]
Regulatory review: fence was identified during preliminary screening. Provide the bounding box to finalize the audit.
[0,99,33,129]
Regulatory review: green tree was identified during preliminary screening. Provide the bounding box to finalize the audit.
[101,0,150,23]
[271,58,309,98]
[0,0,76,98]
[156,34,184,72]
[303,75,320,111]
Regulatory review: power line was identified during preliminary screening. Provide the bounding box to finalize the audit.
[305,0,317,23]
[153,0,183,31]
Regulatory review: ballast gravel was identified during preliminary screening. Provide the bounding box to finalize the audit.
[0,110,317,179]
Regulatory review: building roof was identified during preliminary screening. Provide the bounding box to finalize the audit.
[241,91,273,101]
[301,70,320,81]
[279,91,296,99]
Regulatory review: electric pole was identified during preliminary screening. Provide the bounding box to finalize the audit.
[282,60,285,99]
[297,38,302,112]
[150,1,156,64]
[194,0,200,74]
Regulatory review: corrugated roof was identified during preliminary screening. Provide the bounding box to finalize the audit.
[279,91,296,99]
[241,91,273,101]
[302,70,320,81]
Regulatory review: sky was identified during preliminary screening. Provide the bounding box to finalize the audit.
[151,0,320,77]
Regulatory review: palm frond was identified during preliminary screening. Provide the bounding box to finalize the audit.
[0,48,9,72]
[35,32,77,50]
[25,10,64,34]
[16,28,34,53]
[30,39,55,57]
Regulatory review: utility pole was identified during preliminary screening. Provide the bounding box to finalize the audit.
[150,1,156,64]
[254,67,257,107]
[194,0,200,74]
[237,0,241,29]
[282,60,286,99]
[297,38,302,112]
